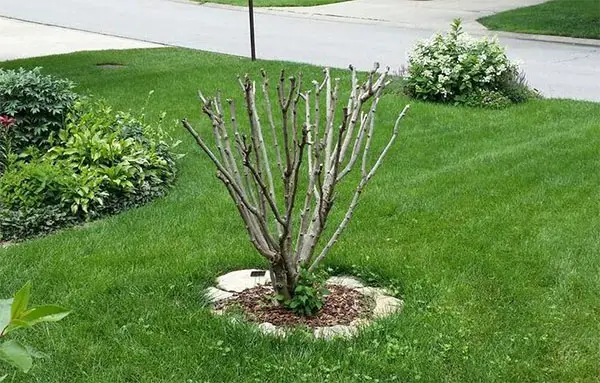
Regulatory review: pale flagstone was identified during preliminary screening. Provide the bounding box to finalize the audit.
[373,296,403,318]
[326,276,365,288]
[356,286,388,298]
[350,318,371,328]
[211,269,404,340]
[314,325,356,340]
[216,269,271,293]
[205,287,234,303]
[258,322,286,337]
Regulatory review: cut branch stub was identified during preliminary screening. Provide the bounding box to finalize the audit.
[183,65,409,299]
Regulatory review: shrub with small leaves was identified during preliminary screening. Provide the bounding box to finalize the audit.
[0,67,78,152]
[275,268,329,316]
[403,19,535,107]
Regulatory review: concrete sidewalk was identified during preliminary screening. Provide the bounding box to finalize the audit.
[0,17,161,62]
[268,0,547,33]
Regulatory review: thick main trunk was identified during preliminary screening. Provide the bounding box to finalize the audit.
[269,259,296,300]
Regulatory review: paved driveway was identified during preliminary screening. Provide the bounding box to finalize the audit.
[0,0,598,101]
[0,17,159,62]
[269,0,547,32]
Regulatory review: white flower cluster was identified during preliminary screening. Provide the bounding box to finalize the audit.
[404,21,519,102]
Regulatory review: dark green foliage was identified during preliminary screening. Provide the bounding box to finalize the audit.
[0,100,178,241]
[276,268,329,316]
[0,205,78,242]
[500,71,539,104]
[0,68,78,152]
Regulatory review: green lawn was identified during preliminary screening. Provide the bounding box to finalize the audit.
[478,0,600,39]
[198,0,346,7]
[1,48,600,382]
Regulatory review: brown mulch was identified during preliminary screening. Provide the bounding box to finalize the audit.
[215,284,371,328]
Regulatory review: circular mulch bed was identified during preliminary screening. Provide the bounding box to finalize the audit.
[215,284,372,328]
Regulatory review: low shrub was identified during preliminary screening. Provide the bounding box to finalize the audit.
[0,99,178,242]
[403,19,536,107]
[0,205,79,242]
[0,67,78,152]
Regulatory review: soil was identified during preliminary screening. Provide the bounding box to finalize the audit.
[215,284,371,328]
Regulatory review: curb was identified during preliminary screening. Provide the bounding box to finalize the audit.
[492,31,600,48]
[195,1,600,48]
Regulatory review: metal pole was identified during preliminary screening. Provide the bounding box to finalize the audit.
[248,0,256,60]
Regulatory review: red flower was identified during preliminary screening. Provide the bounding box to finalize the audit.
[0,115,16,128]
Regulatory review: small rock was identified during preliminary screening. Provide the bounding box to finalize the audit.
[373,296,403,318]
[356,286,388,298]
[216,269,271,292]
[205,287,234,303]
[350,318,370,328]
[326,276,365,288]
[258,322,286,337]
[314,325,356,340]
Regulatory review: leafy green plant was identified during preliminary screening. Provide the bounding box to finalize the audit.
[0,158,71,210]
[0,68,78,152]
[0,99,178,242]
[0,282,70,379]
[275,268,329,316]
[403,19,535,107]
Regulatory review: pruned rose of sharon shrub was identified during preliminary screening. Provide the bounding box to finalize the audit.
[403,19,537,108]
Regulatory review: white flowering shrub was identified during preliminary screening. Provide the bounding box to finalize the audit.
[404,20,534,107]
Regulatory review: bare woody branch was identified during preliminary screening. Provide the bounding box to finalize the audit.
[183,66,409,299]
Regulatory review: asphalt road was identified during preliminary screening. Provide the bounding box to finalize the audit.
[0,0,598,101]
